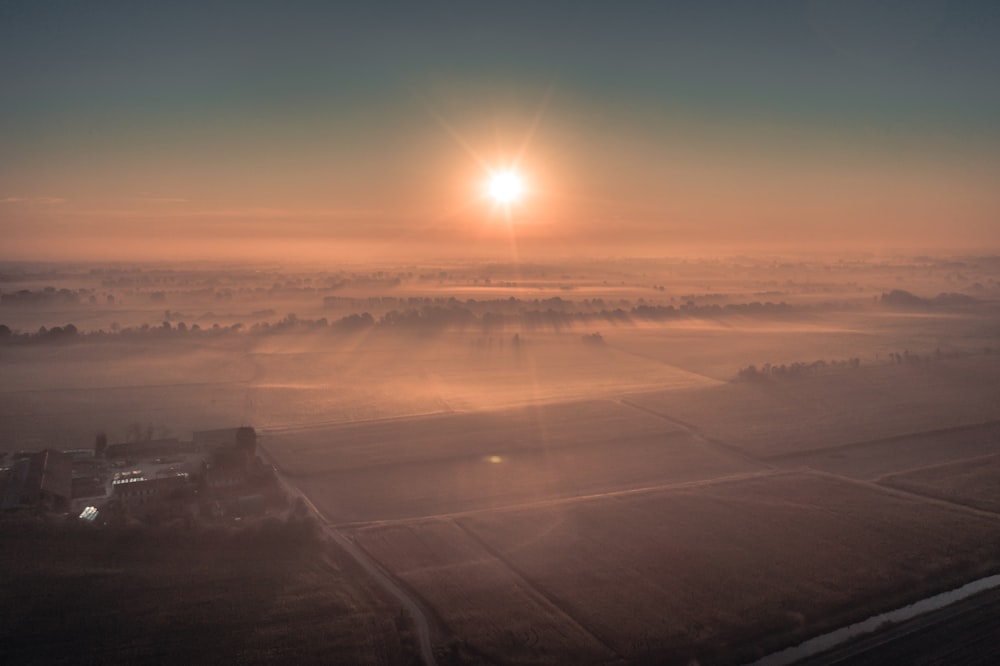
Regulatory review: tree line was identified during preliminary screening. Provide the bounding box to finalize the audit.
[736,358,862,382]
[0,299,809,345]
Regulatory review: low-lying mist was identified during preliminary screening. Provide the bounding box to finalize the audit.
[2,254,998,450]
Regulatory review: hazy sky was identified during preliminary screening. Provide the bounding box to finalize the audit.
[2,1,998,260]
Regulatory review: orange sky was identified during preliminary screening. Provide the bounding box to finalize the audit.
[2,3,999,261]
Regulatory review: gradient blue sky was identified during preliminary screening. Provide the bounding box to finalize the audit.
[2,1,998,259]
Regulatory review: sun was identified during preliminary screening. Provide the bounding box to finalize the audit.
[487,170,525,205]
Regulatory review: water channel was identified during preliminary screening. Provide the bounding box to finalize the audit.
[750,573,1000,665]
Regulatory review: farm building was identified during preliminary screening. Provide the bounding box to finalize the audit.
[204,446,251,490]
[0,449,72,511]
[112,473,191,509]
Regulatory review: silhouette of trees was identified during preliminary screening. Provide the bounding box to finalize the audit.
[881,290,981,310]
[333,312,374,332]
[0,287,82,306]
[5,288,985,351]
[736,357,861,382]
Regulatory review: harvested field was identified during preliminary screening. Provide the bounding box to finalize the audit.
[624,357,1000,458]
[0,340,255,391]
[0,383,253,451]
[0,329,717,451]
[879,452,1000,514]
[352,520,615,665]
[251,330,719,416]
[606,309,1000,381]
[353,472,1000,665]
[271,399,760,523]
[426,333,719,410]
[771,421,1000,480]
[607,317,882,381]
[268,399,685,474]
[297,429,758,523]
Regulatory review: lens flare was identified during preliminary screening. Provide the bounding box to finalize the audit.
[487,170,524,205]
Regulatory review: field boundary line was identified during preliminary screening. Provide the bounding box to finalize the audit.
[259,397,642,436]
[802,469,1000,523]
[602,342,726,384]
[761,419,1000,463]
[338,469,791,529]
[617,398,772,469]
[874,450,1000,486]
[450,519,625,662]
[273,429,696,478]
[258,409,457,435]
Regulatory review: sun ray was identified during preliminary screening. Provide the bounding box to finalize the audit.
[410,90,491,171]
[513,83,554,168]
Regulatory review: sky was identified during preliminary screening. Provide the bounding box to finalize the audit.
[1,0,998,261]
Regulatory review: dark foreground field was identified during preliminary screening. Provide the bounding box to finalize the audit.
[0,519,419,666]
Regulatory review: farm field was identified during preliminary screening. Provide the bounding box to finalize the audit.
[879,452,1000,514]
[248,331,717,428]
[0,339,255,449]
[0,383,254,451]
[352,520,615,664]
[0,327,718,451]
[623,356,1000,458]
[604,309,1000,381]
[267,399,685,474]
[351,472,1000,665]
[772,421,1000,480]
[268,399,761,523]
[295,427,760,524]
[0,521,417,666]
[0,339,256,391]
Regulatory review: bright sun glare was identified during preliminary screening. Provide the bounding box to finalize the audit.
[487,170,524,205]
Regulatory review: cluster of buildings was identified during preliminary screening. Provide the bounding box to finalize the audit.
[0,426,277,523]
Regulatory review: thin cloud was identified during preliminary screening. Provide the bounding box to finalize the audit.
[0,196,66,205]
[70,206,383,219]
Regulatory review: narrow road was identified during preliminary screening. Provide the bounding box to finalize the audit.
[257,442,440,666]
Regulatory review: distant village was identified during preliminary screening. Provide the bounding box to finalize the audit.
[0,426,286,526]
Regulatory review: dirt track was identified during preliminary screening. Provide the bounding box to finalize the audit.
[258,441,442,666]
